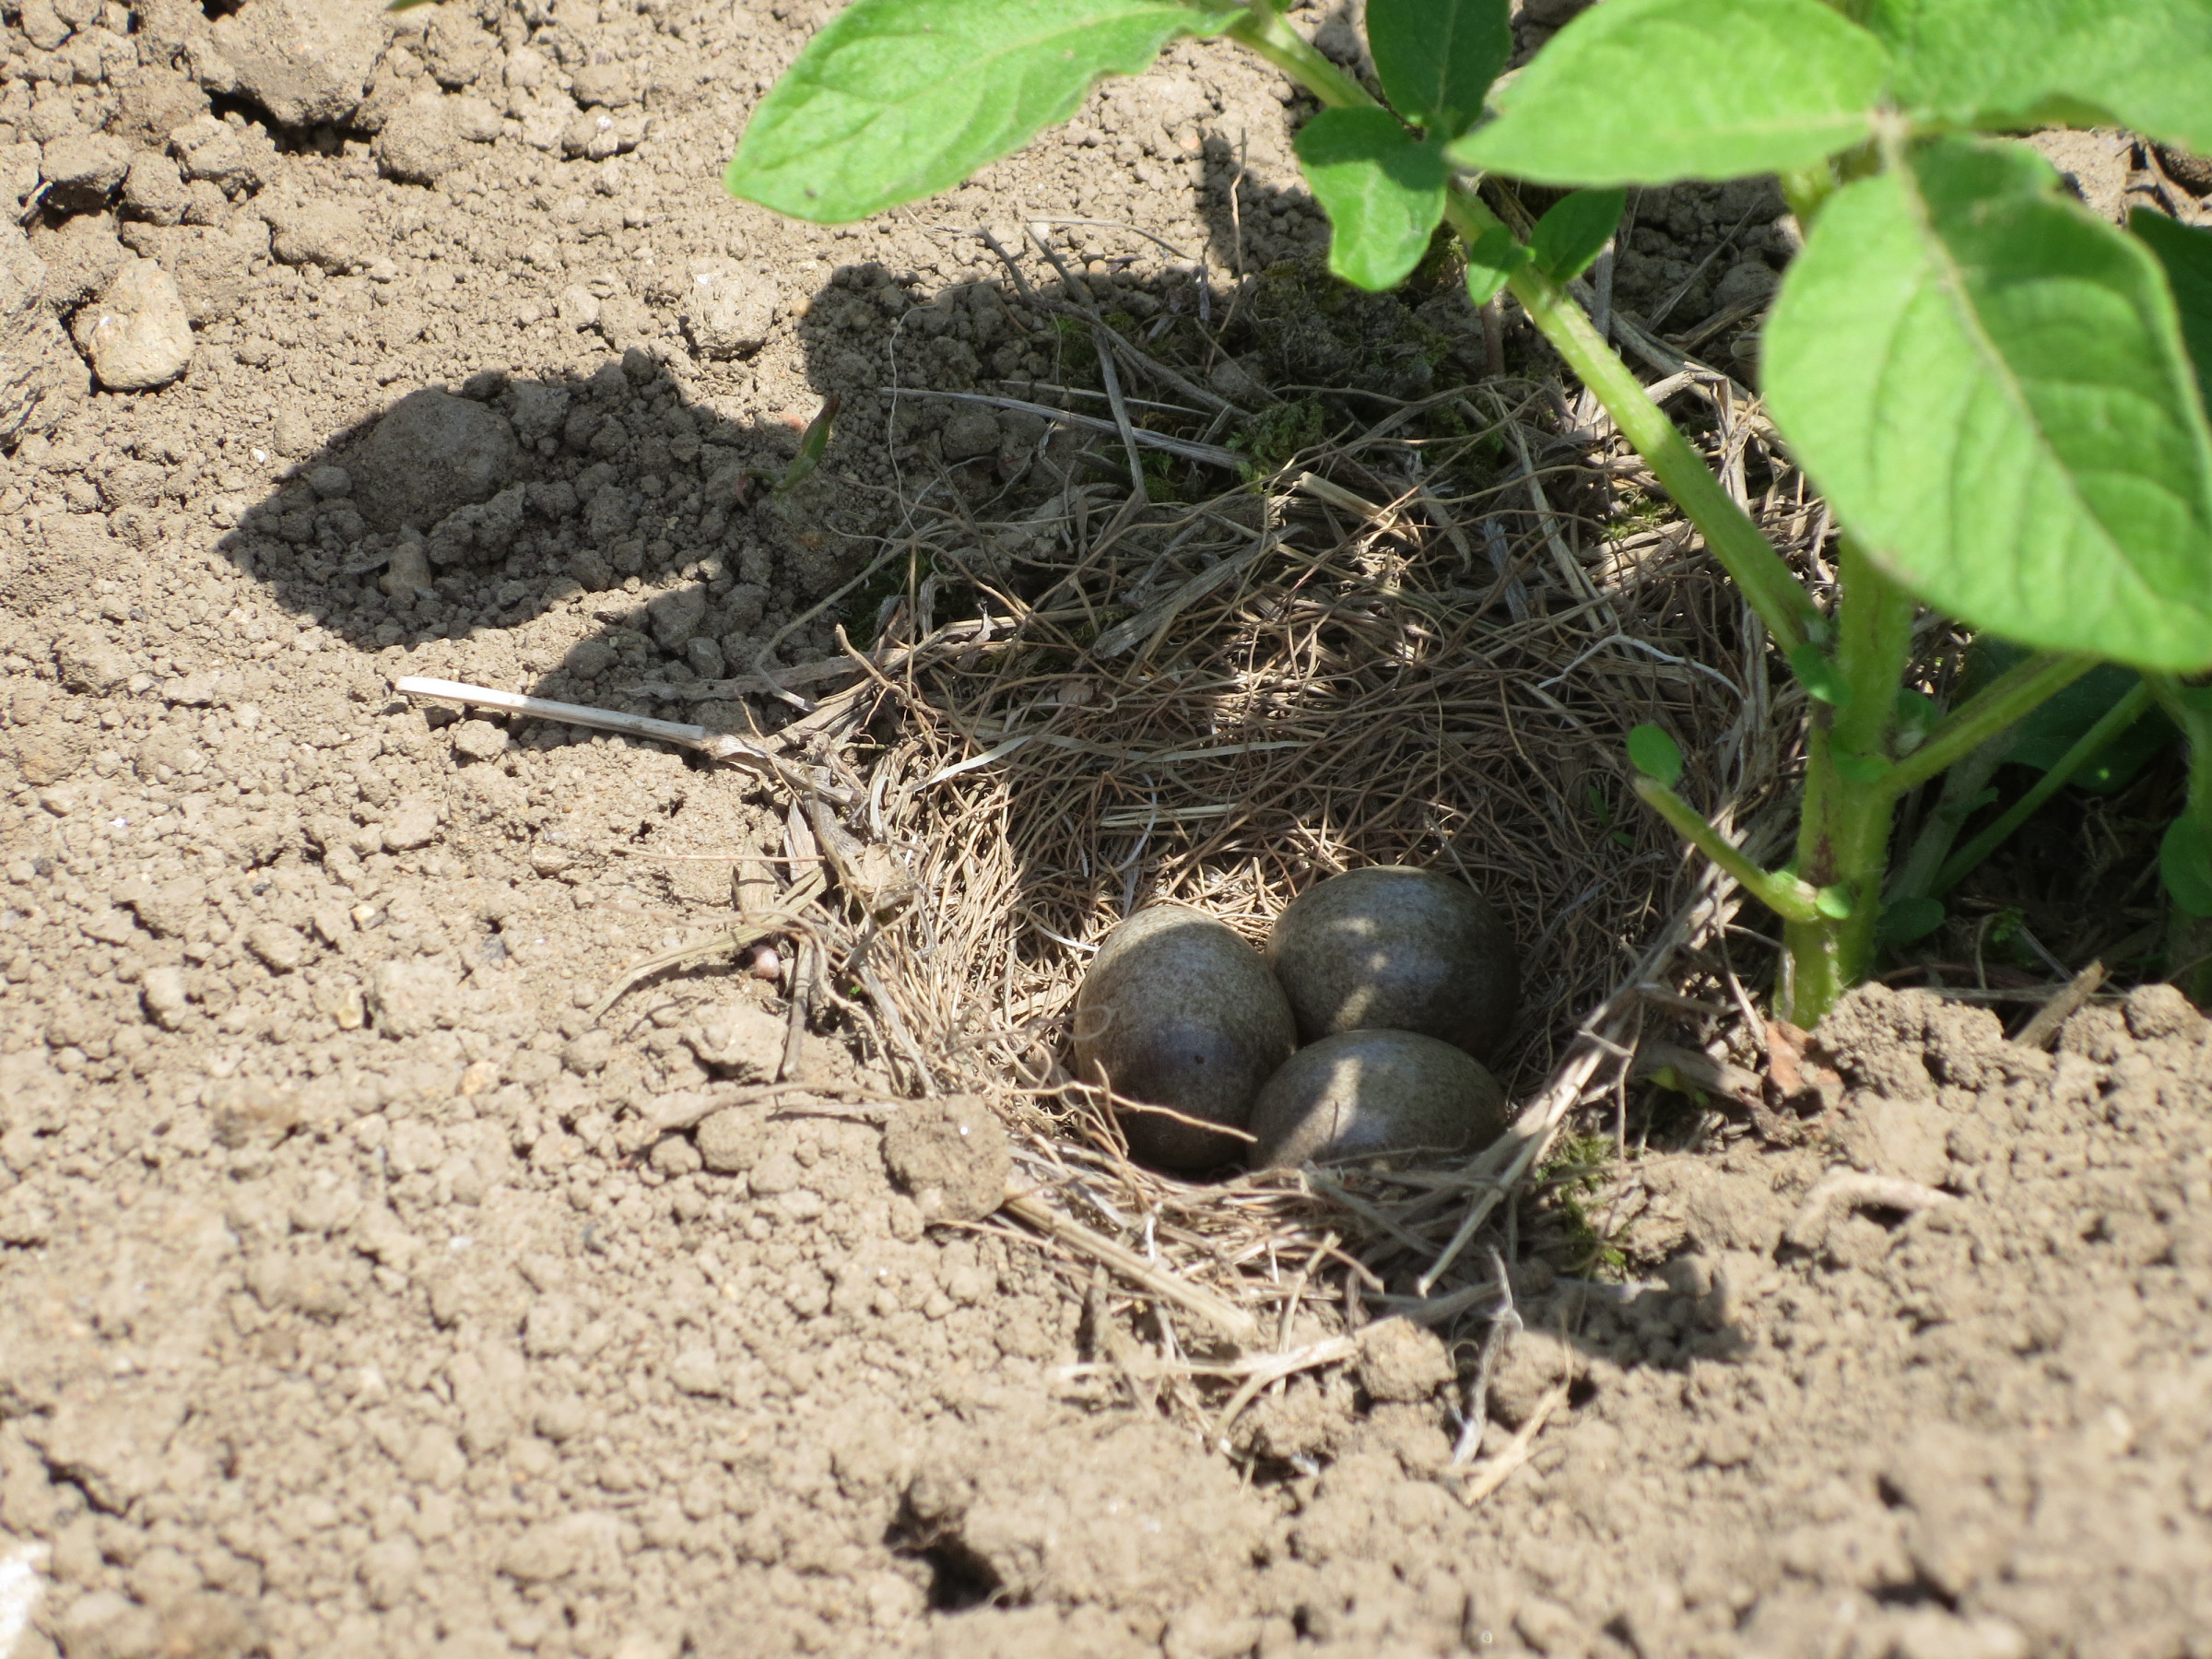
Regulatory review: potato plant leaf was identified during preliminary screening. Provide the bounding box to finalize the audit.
[1627,724,1684,786]
[724,0,1239,222]
[1877,895,1946,946]
[2129,209,2212,413]
[2162,818,2212,916]
[1446,0,1888,185]
[1294,109,1449,291]
[1529,188,1626,281]
[1366,0,1511,137]
[1864,0,2212,154]
[1764,137,2212,672]
[1464,223,1529,306]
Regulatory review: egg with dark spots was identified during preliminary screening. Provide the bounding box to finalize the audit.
[1072,904,1297,1174]
[1265,866,1519,1059]
[1250,1029,1509,1170]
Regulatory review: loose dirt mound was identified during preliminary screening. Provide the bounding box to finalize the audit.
[5,0,2212,1655]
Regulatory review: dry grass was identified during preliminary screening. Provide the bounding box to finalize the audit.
[629,251,1832,1440]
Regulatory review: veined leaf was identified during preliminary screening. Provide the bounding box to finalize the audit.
[1465,223,1529,306]
[1530,187,1625,281]
[725,0,1238,222]
[1865,0,2212,155]
[2131,209,2212,414]
[1764,137,2212,672]
[1367,0,1510,137]
[1295,108,1448,291]
[1446,0,1888,185]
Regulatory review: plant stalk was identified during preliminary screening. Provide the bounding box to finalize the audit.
[1223,3,1818,653]
[1778,544,1920,1022]
[1884,653,2097,799]
[1631,777,1820,922]
[1933,680,2154,895]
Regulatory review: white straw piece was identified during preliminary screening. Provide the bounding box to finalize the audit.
[394,677,771,763]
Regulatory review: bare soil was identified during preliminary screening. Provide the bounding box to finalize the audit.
[5,2,2212,1657]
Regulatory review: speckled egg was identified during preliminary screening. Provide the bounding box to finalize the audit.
[1072,904,1298,1174]
[1249,1029,1509,1170]
[1265,865,1519,1058]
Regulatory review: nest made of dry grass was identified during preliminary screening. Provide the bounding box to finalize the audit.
[627,249,1832,1449]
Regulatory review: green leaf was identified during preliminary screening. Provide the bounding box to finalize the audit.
[1764,136,2212,673]
[1788,643,1851,706]
[1367,0,1511,136]
[1465,223,1530,306]
[2130,209,2212,415]
[1446,0,1888,186]
[1865,0,2212,155]
[2162,817,2212,916]
[1816,884,1856,920]
[1294,108,1449,290]
[1529,188,1626,281]
[1877,894,1947,946]
[724,0,1238,222]
[1627,723,1685,785]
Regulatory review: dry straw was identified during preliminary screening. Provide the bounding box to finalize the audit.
[623,247,1820,1451]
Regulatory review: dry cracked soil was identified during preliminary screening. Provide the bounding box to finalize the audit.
[4,0,2212,1656]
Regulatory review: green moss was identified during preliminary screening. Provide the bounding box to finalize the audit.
[1233,395,1325,470]
[1537,1132,1628,1277]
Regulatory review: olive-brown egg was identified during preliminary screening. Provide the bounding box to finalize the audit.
[1072,904,1297,1174]
[1249,1029,1509,1170]
[1265,865,1518,1059]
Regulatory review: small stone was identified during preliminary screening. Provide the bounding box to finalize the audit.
[72,256,194,391]
[683,265,774,359]
[353,387,517,533]
[647,584,708,649]
[380,799,441,852]
[55,630,135,694]
[140,965,191,1030]
[122,150,190,225]
[595,292,653,351]
[373,92,477,184]
[450,719,509,761]
[570,62,636,108]
[562,1029,615,1075]
[696,1107,766,1174]
[39,133,129,212]
[881,1095,1010,1222]
[265,199,366,271]
[1356,1316,1456,1403]
[559,284,601,329]
[564,637,616,678]
[939,407,1002,462]
[379,538,435,603]
[212,0,382,128]
[246,922,308,972]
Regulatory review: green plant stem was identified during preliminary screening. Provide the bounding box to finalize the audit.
[1780,542,1918,1020]
[1630,776,1820,922]
[1883,653,2097,798]
[1932,680,2154,895]
[1830,537,1915,759]
[1224,3,1818,653]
